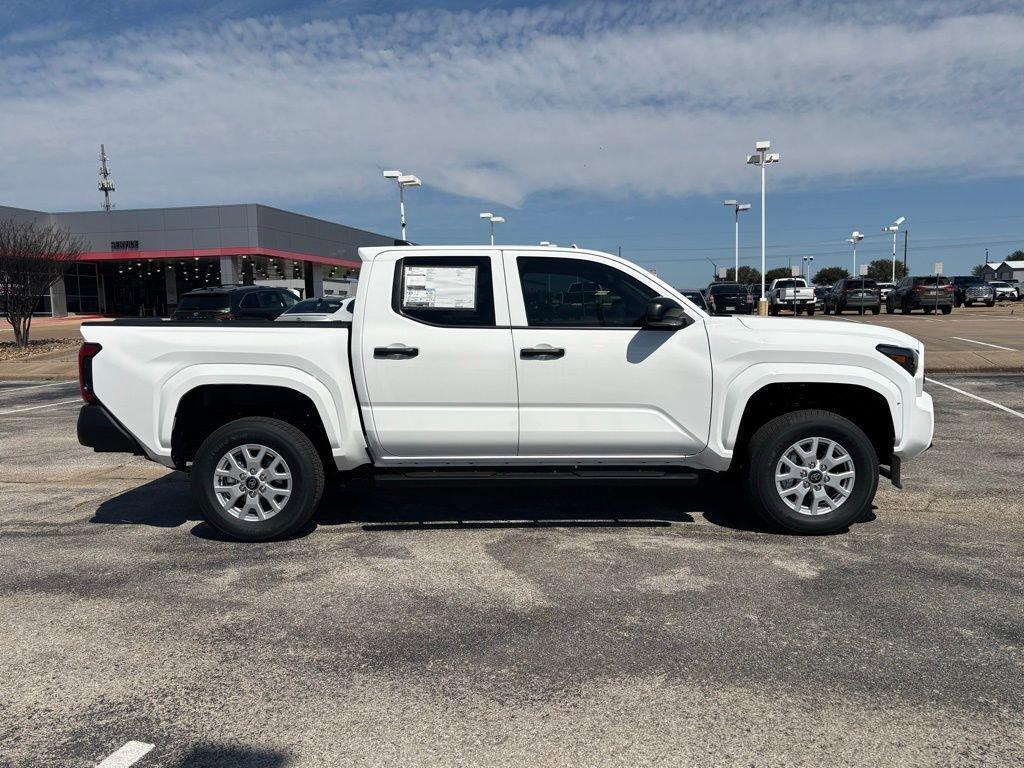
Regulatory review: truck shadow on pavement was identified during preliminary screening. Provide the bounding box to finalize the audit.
[91,472,872,538]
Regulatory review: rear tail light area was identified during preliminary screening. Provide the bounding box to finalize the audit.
[746,293,754,304]
[78,342,102,403]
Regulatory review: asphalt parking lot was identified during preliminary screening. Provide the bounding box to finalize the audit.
[2,376,1023,767]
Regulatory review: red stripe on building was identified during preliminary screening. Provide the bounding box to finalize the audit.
[78,247,360,269]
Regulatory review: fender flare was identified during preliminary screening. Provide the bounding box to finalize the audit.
[158,363,346,455]
[716,363,903,455]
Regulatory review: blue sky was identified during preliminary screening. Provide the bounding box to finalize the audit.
[2,0,1023,285]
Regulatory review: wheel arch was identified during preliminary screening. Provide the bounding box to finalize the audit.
[719,367,901,469]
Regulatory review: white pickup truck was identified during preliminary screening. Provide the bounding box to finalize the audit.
[768,277,817,315]
[77,245,933,540]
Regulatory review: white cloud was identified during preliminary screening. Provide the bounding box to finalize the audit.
[1,1,1022,211]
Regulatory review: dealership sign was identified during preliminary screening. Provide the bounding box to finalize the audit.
[111,240,140,250]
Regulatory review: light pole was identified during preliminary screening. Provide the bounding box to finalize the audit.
[383,170,421,240]
[802,255,814,279]
[883,217,906,282]
[723,199,751,281]
[847,231,864,276]
[746,140,780,315]
[479,212,505,245]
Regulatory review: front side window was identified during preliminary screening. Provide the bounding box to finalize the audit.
[518,257,656,328]
[237,293,260,309]
[393,256,495,327]
[260,291,286,309]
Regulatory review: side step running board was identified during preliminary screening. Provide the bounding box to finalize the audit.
[373,468,701,487]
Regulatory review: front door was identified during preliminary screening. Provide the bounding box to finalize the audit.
[505,252,712,458]
[357,250,518,459]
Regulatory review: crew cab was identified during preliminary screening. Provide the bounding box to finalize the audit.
[77,246,934,541]
[768,277,816,315]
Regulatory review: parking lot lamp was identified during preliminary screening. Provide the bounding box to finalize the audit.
[479,212,505,245]
[383,170,421,240]
[723,200,751,281]
[884,217,906,282]
[746,141,780,315]
[847,231,864,275]
[802,255,814,279]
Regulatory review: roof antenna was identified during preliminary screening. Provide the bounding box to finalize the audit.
[98,144,115,211]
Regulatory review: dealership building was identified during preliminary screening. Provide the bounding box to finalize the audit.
[0,203,397,317]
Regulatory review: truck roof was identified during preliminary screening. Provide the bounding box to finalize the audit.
[358,244,627,263]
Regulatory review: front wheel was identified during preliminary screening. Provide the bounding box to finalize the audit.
[986,300,995,307]
[823,303,832,315]
[744,410,879,534]
[191,417,326,542]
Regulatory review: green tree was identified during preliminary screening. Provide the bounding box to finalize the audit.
[811,266,850,285]
[1006,249,1024,261]
[971,264,987,277]
[765,267,795,282]
[865,259,908,282]
[720,266,761,284]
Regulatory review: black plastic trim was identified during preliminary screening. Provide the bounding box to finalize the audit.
[77,404,146,455]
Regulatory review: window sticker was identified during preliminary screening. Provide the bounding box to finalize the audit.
[403,265,477,309]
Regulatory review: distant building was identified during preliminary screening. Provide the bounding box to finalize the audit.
[0,203,397,317]
[980,261,1024,283]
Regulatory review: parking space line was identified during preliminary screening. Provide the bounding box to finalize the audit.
[0,399,80,415]
[950,337,1017,351]
[0,380,77,394]
[96,741,155,767]
[926,377,1024,420]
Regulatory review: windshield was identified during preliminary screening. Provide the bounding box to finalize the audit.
[989,281,1008,287]
[283,297,345,314]
[177,294,229,311]
[708,283,746,296]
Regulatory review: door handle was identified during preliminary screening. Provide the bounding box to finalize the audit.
[520,346,565,359]
[374,345,419,359]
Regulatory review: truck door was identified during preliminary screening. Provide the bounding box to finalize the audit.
[504,251,712,458]
[355,250,518,459]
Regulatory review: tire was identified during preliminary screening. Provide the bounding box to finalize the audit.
[986,300,995,307]
[941,304,952,315]
[901,300,911,315]
[871,305,881,315]
[923,306,933,314]
[886,300,895,314]
[769,306,779,316]
[823,303,831,315]
[965,301,972,307]
[744,409,879,534]
[191,417,326,542]
[807,306,815,316]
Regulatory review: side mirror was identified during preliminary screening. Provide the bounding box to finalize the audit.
[643,297,688,329]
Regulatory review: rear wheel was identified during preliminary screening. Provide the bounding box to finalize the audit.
[807,305,815,316]
[941,304,952,315]
[886,300,895,314]
[191,417,325,542]
[901,299,911,315]
[986,300,995,307]
[823,303,831,315]
[745,410,878,534]
[871,305,881,315]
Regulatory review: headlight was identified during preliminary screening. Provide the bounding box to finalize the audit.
[877,344,918,376]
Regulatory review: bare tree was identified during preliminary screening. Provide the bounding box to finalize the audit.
[0,219,83,348]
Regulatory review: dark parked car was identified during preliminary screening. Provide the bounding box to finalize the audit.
[813,285,831,311]
[676,288,708,311]
[704,282,754,315]
[823,278,881,315]
[951,276,995,307]
[885,276,953,314]
[171,286,299,321]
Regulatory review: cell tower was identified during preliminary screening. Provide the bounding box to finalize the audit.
[98,144,115,211]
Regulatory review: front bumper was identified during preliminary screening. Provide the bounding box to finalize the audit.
[78,404,145,455]
[893,391,934,462]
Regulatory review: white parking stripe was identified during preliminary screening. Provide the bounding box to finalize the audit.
[0,380,77,394]
[96,741,155,767]
[0,399,80,415]
[926,377,1024,420]
[950,336,1017,351]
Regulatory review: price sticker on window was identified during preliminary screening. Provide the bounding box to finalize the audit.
[403,265,477,309]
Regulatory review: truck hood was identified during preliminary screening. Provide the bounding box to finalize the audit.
[733,316,921,350]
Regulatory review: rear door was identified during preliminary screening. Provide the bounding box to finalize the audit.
[505,251,712,458]
[356,250,518,459]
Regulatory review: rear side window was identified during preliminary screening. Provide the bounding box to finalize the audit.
[260,291,286,309]
[913,277,950,286]
[238,293,260,309]
[178,294,229,311]
[708,283,746,296]
[393,256,495,327]
[518,256,656,328]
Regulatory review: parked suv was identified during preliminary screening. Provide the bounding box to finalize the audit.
[952,276,995,307]
[704,282,754,315]
[171,286,299,321]
[886,276,953,314]
[823,278,881,315]
[987,280,1019,301]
